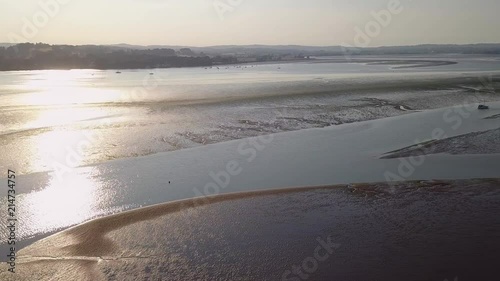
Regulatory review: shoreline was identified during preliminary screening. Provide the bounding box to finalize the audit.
[1,67,499,265]
[2,71,500,176]
[20,177,500,247]
[3,178,499,280]
[1,54,499,72]
[1,100,500,255]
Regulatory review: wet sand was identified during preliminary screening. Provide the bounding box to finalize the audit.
[2,100,500,258]
[2,179,499,281]
[2,70,500,176]
[382,126,500,158]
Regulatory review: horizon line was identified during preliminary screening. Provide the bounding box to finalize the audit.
[3,42,500,49]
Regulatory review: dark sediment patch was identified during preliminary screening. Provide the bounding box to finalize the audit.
[5,179,500,281]
[351,97,415,111]
[382,128,500,158]
[361,59,458,68]
[485,113,500,120]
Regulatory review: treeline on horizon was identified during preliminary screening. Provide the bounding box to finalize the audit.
[0,43,237,71]
[1,42,500,71]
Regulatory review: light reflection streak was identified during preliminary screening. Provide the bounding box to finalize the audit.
[21,170,100,236]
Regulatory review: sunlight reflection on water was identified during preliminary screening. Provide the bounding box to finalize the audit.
[22,171,97,234]
[14,168,129,240]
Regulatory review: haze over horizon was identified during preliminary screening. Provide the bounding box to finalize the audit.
[1,0,500,47]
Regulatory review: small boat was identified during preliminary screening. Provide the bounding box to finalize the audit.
[116,71,122,74]
[478,104,489,110]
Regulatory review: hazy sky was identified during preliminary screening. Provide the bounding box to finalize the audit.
[1,0,499,46]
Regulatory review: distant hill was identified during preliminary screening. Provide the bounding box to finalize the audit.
[4,42,500,57]
[108,43,500,56]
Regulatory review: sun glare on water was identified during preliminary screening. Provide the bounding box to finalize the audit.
[21,69,123,106]
[22,170,101,235]
[7,70,128,174]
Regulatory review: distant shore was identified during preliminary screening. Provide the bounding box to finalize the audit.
[0,57,467,72]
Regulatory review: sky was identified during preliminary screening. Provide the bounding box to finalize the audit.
[1,0,499,47]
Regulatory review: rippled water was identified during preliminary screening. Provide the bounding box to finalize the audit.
[0,56,500,259]
[1,56,500,175]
